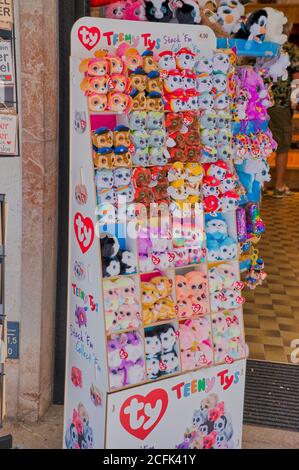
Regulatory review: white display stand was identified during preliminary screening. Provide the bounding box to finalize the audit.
[64,17,246,450]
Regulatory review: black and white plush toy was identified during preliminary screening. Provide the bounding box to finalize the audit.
[100,233,120,259]
[102,257,121,278]
[175,0,201,24]
[145,0,173,22]
[119,250,137,275]
[235,9,268,43]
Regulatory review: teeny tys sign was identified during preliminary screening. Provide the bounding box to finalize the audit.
[110,363,245,448]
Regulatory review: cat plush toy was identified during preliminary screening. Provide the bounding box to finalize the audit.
[175,0,202,24]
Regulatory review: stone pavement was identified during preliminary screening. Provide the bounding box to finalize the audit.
[1,405,299,449]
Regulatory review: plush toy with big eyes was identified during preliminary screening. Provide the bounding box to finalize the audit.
[221,191,240,212]
[212,72,228,93]
[235,9,268,43]
[148,129,166,148]
[93,127,114,149]
[200,111,217,130]
[175,0,202,24]
[130,68,148,92]
[195,57,213,75]
[213,52,230,74]
[145,329,162,357]
[81,75,109,95]
[114,125,131,148]
[113,146,132,167]
[113,168,132,187]
[147,111,165,130]
[95,169,114,190]
[88,94,108,113]
[124,0,147,21]
[80,57,109,77]
[108,74,129,94]
[175,47,196,70]
[105,1,126,19]
[107,56,125,75]
[97,189,116,204]
[198,92,214,111]
[158,50,176,71]
[117,44,143,71]
[93,147,114,169]
[160,351,179,374]
[163,70,183,95]
[129,111,147,131]
[131,130,149,149]
[147,92,164,112]
[147,71,163,94]
[142,50,159,74]
[108,92,132,113]
[133,148,149,167]
[144,0,174,22]
[201,129,217,147]
[197,73,213,94]
[214,92,230,110]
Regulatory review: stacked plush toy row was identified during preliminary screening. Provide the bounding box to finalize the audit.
[208,264,245,313]
[129,111,167,166]
[206,213,238,263]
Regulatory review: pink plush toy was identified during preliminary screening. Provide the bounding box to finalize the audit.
[196,342,213,368]
[177,298,193,319]
[213,336,229,363]
[211,313,227,336]
[181,349,198,371]
[124,0,146,21]
[179,322,197,351]
[175,275,190,300]
[105,1,126,19]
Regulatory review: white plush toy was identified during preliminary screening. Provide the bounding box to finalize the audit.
[264,7,288,45]
[255,53,290,83]
[216,0,247,35]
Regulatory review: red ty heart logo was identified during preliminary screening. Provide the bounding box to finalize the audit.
[74,212,95,254]
[119,349,128,360]
[192,303,201,314]
[78,26,101,51]
[168,252,175,263]
[225,355,234,364]
[120,390,168,440]
[151,255,161,266]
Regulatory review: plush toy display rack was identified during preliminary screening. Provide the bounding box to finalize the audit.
[0,194,7,428]
[63,17,251,450]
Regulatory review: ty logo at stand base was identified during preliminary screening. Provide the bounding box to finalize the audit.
[120,389,168,441]
[78,26,101,51]
[74,212,95,254]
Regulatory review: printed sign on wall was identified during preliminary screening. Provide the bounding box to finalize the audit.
[0,0,13,30]
[0,111,17,155]
[0,41,14,84]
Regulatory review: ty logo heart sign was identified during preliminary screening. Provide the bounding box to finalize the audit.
[78,26,101,51]
[120,389,168,441]
[74,212,95,254]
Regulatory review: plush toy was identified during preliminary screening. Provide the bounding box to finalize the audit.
[195,56,213,75]
[147,111,165,130]
[175,0,202,24]
[212,72,228,93]
[200,111,217,130]
[175,48,196,70]
[198,93,214,111]
[216,0,246,35]
[133,148,149,166]
[145,0,174,22]
[124,0,146,21]
[105,1,126,19]
[129,68,148,92]
[160,351,180,374]
[197,73,213,95]
[235,10,268,43]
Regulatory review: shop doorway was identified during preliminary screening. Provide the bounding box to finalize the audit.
[54,0,90,405]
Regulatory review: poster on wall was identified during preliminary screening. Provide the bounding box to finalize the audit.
[0,41,14,84]
[0,0,13,31]
[0,111,17,155]
[106,360,246,449]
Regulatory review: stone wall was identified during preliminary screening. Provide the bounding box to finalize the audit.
[1,0,59,421]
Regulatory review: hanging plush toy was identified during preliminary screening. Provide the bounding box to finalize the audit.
[264,7,288,45]
[174,0,202,24]
[235,10,268,43]
[216,0,248,35]
[145,0,174,22]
